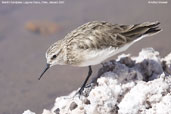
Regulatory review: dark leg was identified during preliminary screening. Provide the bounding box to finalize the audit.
[77,66,92,95]
[85,63,107,88]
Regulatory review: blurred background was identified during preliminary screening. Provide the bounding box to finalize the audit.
[0,0,170,113]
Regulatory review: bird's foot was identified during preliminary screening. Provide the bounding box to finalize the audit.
[74,87,85,98]
[85,81,97,88]
[74,82,98,98]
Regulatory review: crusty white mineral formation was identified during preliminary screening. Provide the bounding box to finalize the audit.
[23,110,36,114]
[23,48,171,114]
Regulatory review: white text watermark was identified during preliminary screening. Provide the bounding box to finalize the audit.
[148,1,168,4]
[1,0,64,5]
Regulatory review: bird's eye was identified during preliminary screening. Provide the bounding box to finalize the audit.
[51,55,57,60]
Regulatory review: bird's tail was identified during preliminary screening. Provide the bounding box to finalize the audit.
[121,21,162,41]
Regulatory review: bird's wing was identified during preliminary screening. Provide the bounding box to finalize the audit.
[66,21,161,50]
[64,21,161,66]
[120,21,161,40]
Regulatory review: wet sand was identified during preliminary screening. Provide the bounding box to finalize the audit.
[0,0,170,113]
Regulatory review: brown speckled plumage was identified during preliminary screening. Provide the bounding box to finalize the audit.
[45,21,161,66]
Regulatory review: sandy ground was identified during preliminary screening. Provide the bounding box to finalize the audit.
[0,0,170,114]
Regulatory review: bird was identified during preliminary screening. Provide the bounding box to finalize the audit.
[39,21,161,95]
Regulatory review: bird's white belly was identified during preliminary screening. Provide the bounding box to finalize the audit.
[79,40,142,67]
[78,44,129,66]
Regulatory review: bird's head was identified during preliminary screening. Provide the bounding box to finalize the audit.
[39,40,64,80]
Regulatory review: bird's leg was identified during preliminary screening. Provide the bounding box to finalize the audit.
[77,66,92,95]
[85,63,106,88]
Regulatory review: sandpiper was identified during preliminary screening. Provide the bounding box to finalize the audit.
[39,21,161,95]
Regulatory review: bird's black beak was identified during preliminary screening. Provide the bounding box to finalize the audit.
[38,64,50,80]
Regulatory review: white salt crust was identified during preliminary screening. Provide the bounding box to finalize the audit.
[23,48,171,114]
